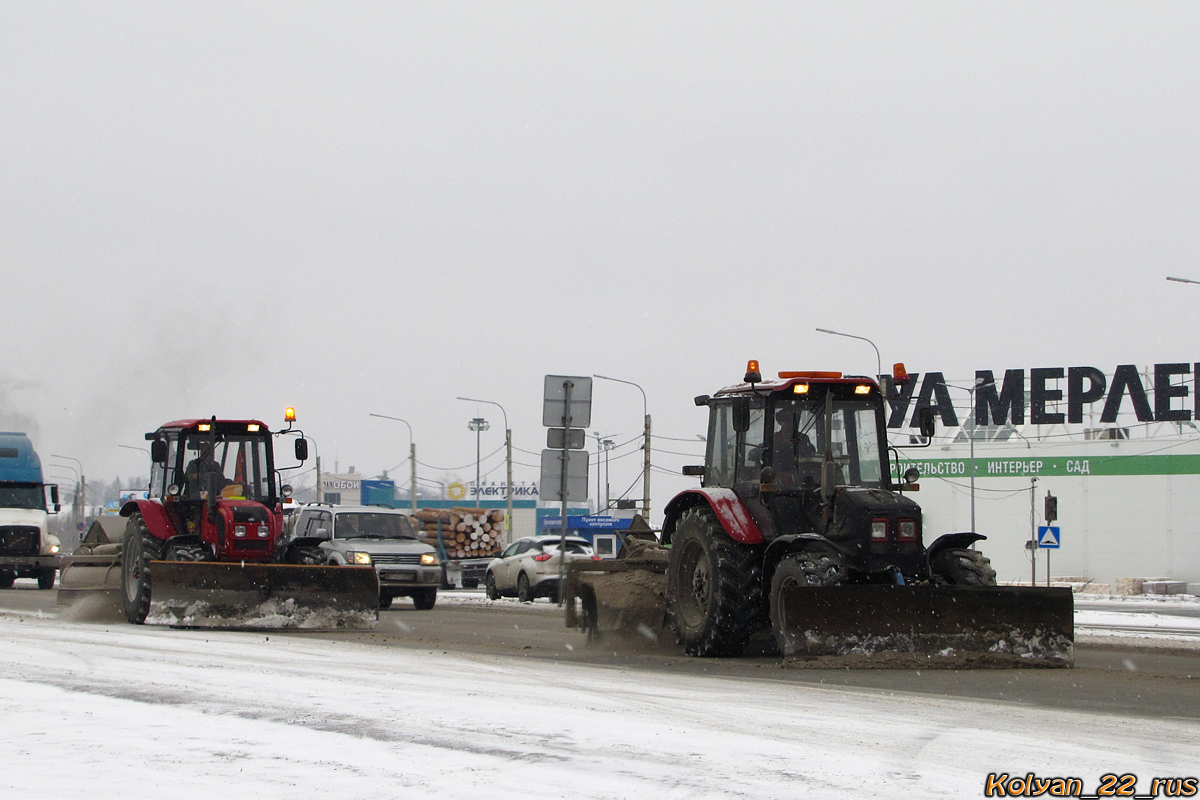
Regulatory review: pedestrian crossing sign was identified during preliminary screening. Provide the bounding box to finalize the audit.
[1037,526,1060,549]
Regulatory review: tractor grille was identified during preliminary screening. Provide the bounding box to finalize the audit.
[370,553,422,565]
[231,540,270,552]
[0,527,39,557]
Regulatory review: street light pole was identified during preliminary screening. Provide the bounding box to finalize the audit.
[368,414,417,513]
[594,374,651,524]
[468,417,490,505]
[457,397,513,544]
[51,454,84,522]
[815,327,882,381]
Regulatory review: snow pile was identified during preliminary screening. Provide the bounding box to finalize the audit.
[147,597,377,630]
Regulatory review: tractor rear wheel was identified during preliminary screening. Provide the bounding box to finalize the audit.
[667,506,762,657]
[412,588,437,610]
[122,513,161,624]
[930,548,997,586]
[37,568,55,590]
[769,552,846,655]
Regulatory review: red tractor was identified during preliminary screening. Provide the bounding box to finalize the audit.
[60,413,377,628]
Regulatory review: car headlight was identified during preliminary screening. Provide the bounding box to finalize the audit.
[420,553,439,566]
[348,551,372,565]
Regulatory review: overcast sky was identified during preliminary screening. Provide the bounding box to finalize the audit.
[4,3,1199,513]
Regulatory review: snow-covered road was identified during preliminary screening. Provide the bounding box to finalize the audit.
[1,612,1197,799]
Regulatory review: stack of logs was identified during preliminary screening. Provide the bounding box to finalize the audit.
[410,507,506,559]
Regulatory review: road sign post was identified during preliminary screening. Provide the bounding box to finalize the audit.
[543,376,592,603]
[1037,525,1060,588]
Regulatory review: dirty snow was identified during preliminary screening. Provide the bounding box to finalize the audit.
[1,611,1198,799]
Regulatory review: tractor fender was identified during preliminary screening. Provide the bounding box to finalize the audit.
[661,488,764,546]
[762,534,849,592]
[119,499,176,542]
[926,531,987,563]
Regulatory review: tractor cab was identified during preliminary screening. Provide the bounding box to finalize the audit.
[701,372,888,494]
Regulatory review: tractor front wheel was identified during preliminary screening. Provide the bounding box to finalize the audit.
[930,548,997,586]
[667,506,762,657]
[121,513,161,624]
[768,552,846,655]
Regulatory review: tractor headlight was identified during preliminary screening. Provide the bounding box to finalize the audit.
[348,551,372,565]
[870,520,888,541]
[234,524,248,538]
[898,519,917,541]
[49,544,60,554]
[420,553,439,566]
[167,484,181,497]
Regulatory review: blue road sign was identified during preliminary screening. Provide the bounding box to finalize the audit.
[1037,525,1061,549]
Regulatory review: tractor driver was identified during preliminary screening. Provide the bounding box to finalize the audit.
[772,405,820,488]
[184,443,227,499]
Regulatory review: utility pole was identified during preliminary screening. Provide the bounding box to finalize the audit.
[594,374,651,524]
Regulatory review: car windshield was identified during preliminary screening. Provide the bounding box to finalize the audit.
[0,485,44,510]
[768,394,884,489]
[335,513,416,540]
[181,433,273,502]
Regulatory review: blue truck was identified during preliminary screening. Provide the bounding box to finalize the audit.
[0,432,62,589]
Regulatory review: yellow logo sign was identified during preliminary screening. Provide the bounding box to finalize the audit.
[447,481,467,501]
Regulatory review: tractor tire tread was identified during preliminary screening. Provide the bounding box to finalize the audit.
[669,506,762,657]
[931,548,997,586]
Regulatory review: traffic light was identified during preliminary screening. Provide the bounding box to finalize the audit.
[1044,493,1058,523]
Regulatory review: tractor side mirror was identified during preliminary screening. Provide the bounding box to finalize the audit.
[151,440,168,463]
[732,397,751,433]
[694,395,710,407]
[294,438,309,462]
[682,465,705,476]
[917,407,936,439]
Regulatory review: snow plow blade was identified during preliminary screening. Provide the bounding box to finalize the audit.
[56,550,123,604]
[146,562,380,630]
[776,585,1074,668]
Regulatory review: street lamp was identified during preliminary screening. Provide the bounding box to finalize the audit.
[1166,276,1200,285]
[594,374,652,524]
[945,377,995,534]
[589,431,618,513]
[368,414,417,513]
[457,397,513,544]
[51,454,85,521]
[601,438,614,512]
[467,417,490,506]
[815,327,882,381]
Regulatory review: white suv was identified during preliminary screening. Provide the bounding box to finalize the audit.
[485,535,596,603]
[285,505,440,609]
